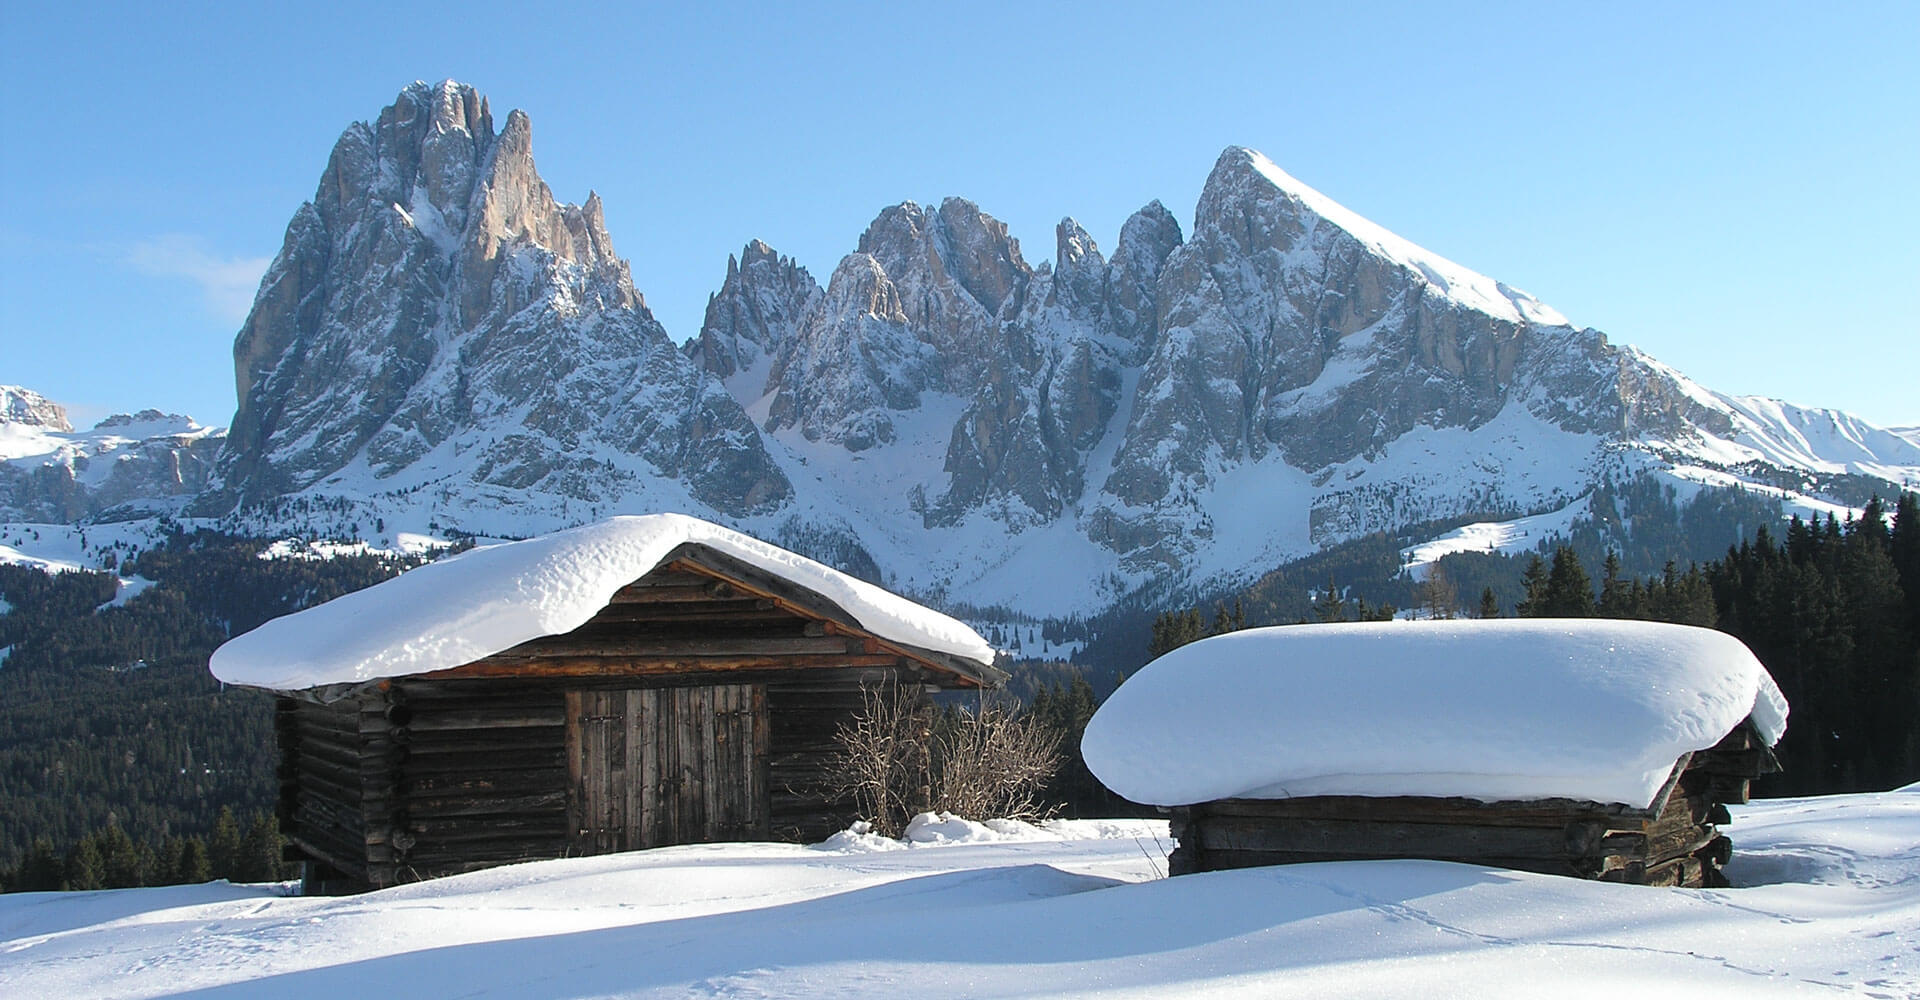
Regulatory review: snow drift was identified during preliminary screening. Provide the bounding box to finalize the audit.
[210,513,996,691]
[1082,619,1787,808]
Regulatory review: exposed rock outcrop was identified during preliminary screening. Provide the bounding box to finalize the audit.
[214,80,788,520]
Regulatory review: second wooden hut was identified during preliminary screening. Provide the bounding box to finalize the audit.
[1081,619,1786,888]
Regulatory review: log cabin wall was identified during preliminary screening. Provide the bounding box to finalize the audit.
[1166,722,1777,888]
[277,548,993,894]
[382,678,570,886]
[276,695,376,892]
[766,683,887,842]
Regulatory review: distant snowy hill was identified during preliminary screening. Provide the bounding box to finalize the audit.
[0,386,222,522]
[2,793,1917,998]
[8,81,1918,620]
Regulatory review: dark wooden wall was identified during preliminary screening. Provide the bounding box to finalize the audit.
[1166,722,1779,888]
[568,684,769,853]
[275,551,987,894]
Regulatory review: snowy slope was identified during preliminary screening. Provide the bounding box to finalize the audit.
[1626,350,1920,482]
[1239,150,1569,327]
[2,793,1916,999]
[0,521,186,608]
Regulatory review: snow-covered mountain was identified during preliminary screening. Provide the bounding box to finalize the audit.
[11,81,1917,617]
[211,81,788,524]
[0,386,221,522]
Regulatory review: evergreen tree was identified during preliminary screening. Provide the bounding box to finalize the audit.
[207,806,242,880]
[1476,586,1500,619]
[97,824,148,888]
[1890,493,1920,637]
[64,837,103,891]
[1515,555,1548,617]
[1598,551,1630,617]
[173,837,212,884]
[1537,547,1595,617]
[12,839,63,892]
[1313,575,1347,622]
[234,811,286,883]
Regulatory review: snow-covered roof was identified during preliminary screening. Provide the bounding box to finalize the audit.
[210,513,996,691]
[1082,619,1787,810]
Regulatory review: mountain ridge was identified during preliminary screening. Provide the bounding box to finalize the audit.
[6,81,1916,620]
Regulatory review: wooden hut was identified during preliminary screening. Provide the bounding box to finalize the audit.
[1081,619,1788,888]
[1165,720,1778,887]
[210,515,1003,894]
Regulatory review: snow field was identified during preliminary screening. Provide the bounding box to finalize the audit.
[2,794,1917,998]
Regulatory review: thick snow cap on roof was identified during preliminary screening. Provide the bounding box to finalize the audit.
[1082,619,1787,810]
[210,514,996,691]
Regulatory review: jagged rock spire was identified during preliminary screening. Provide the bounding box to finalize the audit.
[215,80,787,520]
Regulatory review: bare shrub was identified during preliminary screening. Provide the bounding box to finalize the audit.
[822,681,930,837]
[931,698,1062,824]
[825,683,1064,835]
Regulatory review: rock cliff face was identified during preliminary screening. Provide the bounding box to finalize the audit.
[214,81,788,521]
[21,85,1915,618]
[687,240,819,386]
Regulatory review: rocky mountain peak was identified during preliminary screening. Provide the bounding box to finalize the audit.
[1046,218,1107,318]
[0,386,72,431]
[1055,218,1101,268]
[821,253,906,325]
[856,199,1031,320]
[213,80,788,521]
[689,239,822,383]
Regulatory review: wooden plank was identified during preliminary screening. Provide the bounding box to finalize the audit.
[589,599,783,622]
[497,636,859,658]
[1195,796,1651,828]
[1708,776,1752,805]
[398,748,568,771]
[1190,815,1623,860]
[675,686,697,843]
[607,581,739,604]
[661,686,681,847]
[405,725,565,746]
[639,688,662,849]
[623,684,643,850]
[290,833,369,881]
[402,771,563,797]
[400,792,570,817]
[426,653,906,679]
[752,683,771,839]
[406,708,567,731]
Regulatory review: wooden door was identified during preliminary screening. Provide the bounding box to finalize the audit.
[566,684,769,853]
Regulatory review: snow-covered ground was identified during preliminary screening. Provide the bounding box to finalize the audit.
[4,794,1916,999]
[0,522,177,608]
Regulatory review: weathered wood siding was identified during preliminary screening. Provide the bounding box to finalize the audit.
[567,684,769,852]
[1167,721,1778,888]
[275,548,997,894]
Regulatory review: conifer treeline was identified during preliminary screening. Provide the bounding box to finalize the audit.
[1506,495,1918,792]
[1140,493,1920,798]
[0,530,420,890]
[0,807,292,892]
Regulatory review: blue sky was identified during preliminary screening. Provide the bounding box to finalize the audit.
[3,2,1915,427]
